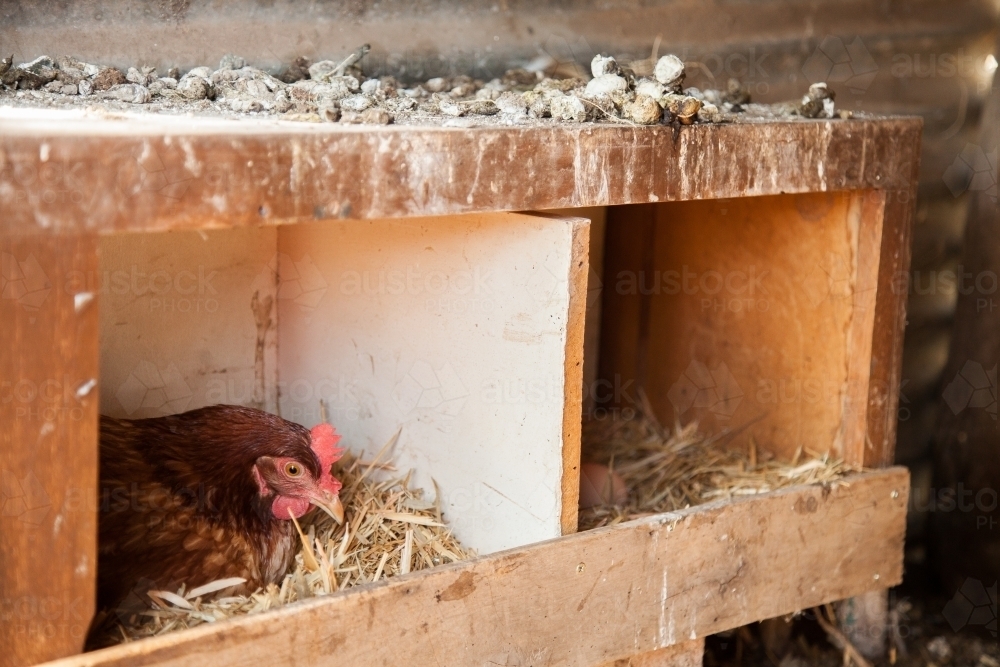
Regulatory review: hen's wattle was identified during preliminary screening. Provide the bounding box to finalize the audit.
[95,405,344,613]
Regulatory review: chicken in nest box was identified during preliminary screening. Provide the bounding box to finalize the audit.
[94,405,345,613]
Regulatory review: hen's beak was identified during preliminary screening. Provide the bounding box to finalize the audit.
[310,491,345,525]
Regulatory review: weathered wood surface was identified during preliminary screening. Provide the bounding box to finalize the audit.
[865,152,921,468]
[0,115,922,235]
[598,191,911,467]
[561,216,590,535]
[40,468,909,667]
[593,639,704,667]
[0,234,100,667]
[844,192,887,468]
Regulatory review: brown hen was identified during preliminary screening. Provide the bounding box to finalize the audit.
[95,405,344,613]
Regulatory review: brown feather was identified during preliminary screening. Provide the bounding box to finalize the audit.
[95,405,322,612]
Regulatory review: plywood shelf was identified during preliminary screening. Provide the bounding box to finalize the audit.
[38,467,909,667]
[0,110,921,235]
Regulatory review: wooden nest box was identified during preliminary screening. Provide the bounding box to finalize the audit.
[0,112,921,667]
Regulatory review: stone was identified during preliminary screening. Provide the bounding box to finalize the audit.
[466,99,499,116]
[126,67,156,86]
[664,93,702,124]
[92,67,127,91]
[697,102,723,123]
[424,77,449,93]
[219,54,246,70]
[550,94,587,122]
[104,83,151,104]
[184,66,213,80]
[341,94,374,112]
[496,91,528,115]
[623,94,662,124]
[341,108,392,124]
[308,60,338,82]
[635,78,666,102]
[584,74,628,98]
[177,76,212,100]
[590,54,620,78]
[653,55,685,90]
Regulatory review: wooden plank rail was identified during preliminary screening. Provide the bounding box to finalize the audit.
[43,468,909,667]
[1,233,100,667]
[0,115,922,235]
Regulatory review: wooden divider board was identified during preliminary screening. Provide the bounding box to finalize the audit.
[39,468,909,667]
[95,212,588,554]
[601,192,884,464]
[1,234,100,667]
[547,207,608,419]
[278,212,589,551]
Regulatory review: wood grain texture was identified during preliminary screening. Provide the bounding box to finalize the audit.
[842,192,886,468]
[593,639,704,667]
[864,124,922,468]
[561,217,590,535]
[0,234,99,667]
[40,468,908,667]
[598,180,918,468]
[548,207,607,419]
[0,116,922,236]
[600,193,889,461]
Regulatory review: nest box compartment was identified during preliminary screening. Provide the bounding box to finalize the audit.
[597,191,885,465]
[1,113,921,667]
[97,211,590,555]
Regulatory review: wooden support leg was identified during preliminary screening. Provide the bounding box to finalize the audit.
[594,639,705,667]
[0,234,99,667]
[837,589,889,660]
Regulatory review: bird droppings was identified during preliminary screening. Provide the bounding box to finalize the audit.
[75,378,97,398]
[92,445,473,646]
[578,404,858,531]
[0,49,851,127]
[74,291,95,313]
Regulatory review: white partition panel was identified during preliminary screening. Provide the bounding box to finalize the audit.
[278,212,587,554]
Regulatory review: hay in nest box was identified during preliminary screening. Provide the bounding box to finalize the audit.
[578,405,860,531]
[100,439,474,645]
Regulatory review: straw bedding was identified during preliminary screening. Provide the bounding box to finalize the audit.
[97,437,474,645]
[578,404,860,531]
[98,408,857,645]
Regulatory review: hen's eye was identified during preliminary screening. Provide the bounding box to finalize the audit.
[284,462,302,477]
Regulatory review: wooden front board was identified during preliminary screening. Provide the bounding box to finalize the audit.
[40,468,909,667]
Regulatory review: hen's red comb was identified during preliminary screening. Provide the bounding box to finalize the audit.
[309,423,345,474]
